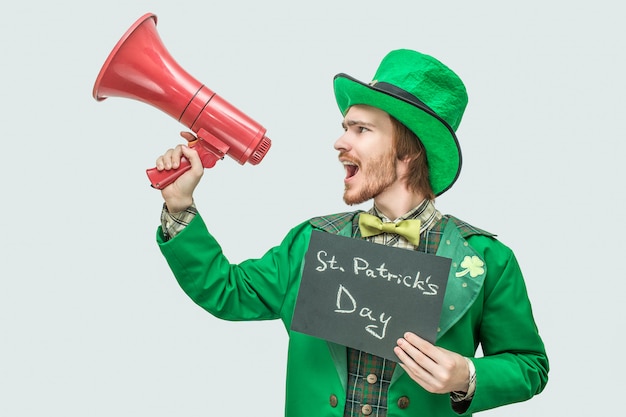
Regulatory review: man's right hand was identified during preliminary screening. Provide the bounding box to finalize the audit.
[155,131,205,213]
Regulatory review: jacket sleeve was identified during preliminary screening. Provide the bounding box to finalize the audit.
[466,237,549,413]
[157,213,312,323]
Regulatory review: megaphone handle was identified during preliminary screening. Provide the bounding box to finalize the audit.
[146,158,193,190]
[146,132,228,189]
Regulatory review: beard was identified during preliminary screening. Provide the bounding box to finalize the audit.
[342,150,397,205]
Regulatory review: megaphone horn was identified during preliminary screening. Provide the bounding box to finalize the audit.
[93,13,271,189]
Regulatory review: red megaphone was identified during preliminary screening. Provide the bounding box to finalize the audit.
[92,13,271,189]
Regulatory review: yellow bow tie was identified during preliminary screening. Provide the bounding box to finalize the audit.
[358,213,422,246]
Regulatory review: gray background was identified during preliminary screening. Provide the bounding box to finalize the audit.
[1,0,623,415]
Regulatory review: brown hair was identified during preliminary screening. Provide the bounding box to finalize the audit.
[391,116,435,200]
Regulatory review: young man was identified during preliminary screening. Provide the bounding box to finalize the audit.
[155,49,549,416]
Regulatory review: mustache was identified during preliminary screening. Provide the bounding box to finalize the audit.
[338,152,360,164]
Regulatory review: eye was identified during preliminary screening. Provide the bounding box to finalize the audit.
[358,126,370,133]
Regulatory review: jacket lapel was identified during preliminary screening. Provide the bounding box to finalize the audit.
[435,218,488,339]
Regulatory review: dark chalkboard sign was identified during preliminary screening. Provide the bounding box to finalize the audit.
[291,230,452,362]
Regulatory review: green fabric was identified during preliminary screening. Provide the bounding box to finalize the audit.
[333,49,468,196]
[157,213,548,417]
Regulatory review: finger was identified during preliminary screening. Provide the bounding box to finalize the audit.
[156,148,176,170]
[180,145,203,173]
[397,336,445,383]
[170,145,187,169]
[403,332,428,348]
[394,345,438,390]
[403,332,439,361]
[396,337,434,366]
[394,345,417,367]
[155,155,165,171]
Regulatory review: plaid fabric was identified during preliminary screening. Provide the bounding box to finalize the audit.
[309,211,361,233]
[160,202,198,241]
[345,350,395,417]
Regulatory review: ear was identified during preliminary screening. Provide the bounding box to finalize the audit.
[396,153,413,177]
[398,150,419,165]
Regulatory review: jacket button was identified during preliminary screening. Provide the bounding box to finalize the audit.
[329,394,338,408]
[366,373,378,384]
[397,396,410,409]
[361,404,373,415]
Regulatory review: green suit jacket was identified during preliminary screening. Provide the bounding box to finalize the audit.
[157,211,548,416]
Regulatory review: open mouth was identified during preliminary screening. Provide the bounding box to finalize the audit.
[342,160,360,180]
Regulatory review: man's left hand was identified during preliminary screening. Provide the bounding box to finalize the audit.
[394,332,470,394]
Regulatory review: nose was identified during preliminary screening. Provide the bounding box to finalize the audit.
[334,131,350,152]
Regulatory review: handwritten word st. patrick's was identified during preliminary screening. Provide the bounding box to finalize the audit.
[315,250,440,296]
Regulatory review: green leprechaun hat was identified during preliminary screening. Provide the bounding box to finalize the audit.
[334,49,468,196]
